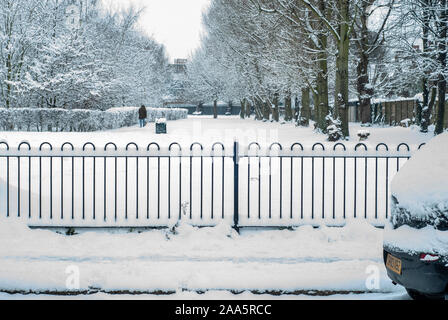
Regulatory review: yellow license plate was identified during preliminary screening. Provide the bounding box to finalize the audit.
[386,253,402,275]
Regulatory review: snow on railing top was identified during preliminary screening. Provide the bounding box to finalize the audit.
[0,141,424,158]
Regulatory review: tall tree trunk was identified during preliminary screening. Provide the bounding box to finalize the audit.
[284,93,293,121]
[213,99,218,119]
[357,51,373,124]
[334,0,351,138]
[246,100,251,118]
[262,99,271,121]
[435,82,446,135]
[435,0,447,135]
[357,1,373,124]
[315,0,329,131]
[254,97,263,120]
[420,0,431,132]
[417,80,426,126]
[312,89,319,125]
[273,93,280,122]
[240,99,246,119]
[299,87,311,126]
[422,86,437,132]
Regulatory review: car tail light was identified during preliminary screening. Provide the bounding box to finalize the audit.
[419,253,440,262]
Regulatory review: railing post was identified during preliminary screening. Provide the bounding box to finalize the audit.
[233,140,239,231]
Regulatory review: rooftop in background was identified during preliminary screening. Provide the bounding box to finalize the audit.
[170,58,187,74]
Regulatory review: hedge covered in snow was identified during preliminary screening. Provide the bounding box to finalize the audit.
[0,107,188,132]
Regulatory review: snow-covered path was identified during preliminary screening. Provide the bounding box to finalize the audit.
[0,218,406,299]
[0,116,433,149]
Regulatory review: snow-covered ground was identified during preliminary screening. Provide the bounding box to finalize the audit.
[0,117,436,299]
[0,217,407,299]
[0,116,434,149]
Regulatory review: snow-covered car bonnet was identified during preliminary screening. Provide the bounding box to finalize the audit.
[390,132,448,230]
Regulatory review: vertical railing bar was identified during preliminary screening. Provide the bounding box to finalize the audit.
[125,157,128,220]
[322,157,325,219]
[104,157,107,221]
[343,157,346,219]
[211,156,214,220]
[200,155,203,219]
[18,156,20,217]
[233,141,239,229]
[72,156,74,220]
[311,157,314,220]
[269,156,272,219]
[39,156,42,219]
[375,157,378,220]
[300,157,304,220]
[50,157,53,220]
[179,156,182,220]
[364,157,368,219]
[386,158,389,219]
[168,157,171,220]
[28,156,31,219]
[279,157,283,219]
[290,157,293,219]
[189,155,192,220]
[82,157,85,220]
[147,156,150,219]
[93,157,96,220]
[115,157,117,221]
[332,157,336,220]
[247,156,250,219]
[158,157,160,220]
[136,156,139,220]
[6,157,9,217]
[354,157,357,219]
[222,155,225,220]
[60,156,63,219]
[258,156,261,220]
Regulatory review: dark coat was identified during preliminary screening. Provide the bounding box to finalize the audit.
[139,106,147,119]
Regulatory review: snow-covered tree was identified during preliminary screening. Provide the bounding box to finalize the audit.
[0,0,170,112]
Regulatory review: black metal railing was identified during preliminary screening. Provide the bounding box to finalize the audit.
[0,140,425,228]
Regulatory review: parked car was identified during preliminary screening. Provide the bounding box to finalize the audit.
[383,132,448,300]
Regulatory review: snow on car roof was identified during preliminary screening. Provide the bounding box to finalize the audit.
[391,132,448,216]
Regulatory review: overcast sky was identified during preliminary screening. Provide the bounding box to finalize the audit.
[102,0,211,62]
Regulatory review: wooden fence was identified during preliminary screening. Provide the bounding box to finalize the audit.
[382,99,416,126]
[360,99,448,128]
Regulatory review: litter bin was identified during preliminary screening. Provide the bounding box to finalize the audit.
[155,118,167,134]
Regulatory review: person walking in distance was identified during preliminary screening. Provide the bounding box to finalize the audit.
[139,105,147,128]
